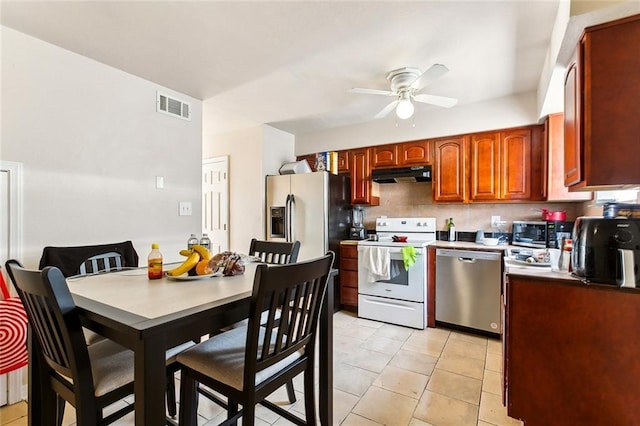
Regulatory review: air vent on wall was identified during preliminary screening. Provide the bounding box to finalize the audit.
[156,91,191,121]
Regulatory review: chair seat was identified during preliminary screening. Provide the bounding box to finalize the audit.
[62,339,195,397]
[177,326,302,391]
[87,340,135,397]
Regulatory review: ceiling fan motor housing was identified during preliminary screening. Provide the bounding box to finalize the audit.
[386,67,422,93]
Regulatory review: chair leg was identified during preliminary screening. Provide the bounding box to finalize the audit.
[227,399,239,426]
[178,371,199,426]
[286,379,297,403]
[166,372,177,418]
[56,396,65,426]
[304,365,317,426]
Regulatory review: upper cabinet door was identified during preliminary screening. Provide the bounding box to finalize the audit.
[371,145,398,168]
[337,150,350,174]
[399,140,432,166]
[433,136,468,202]
[563,52,581,187]
[547,114,591,201]
[350,148,379,206]
[470,132,500,201]
[500,129,531,200]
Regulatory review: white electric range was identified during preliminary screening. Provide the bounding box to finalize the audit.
[357,217,436,329]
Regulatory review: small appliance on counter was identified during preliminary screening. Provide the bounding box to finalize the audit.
[572,217,640,287]
[349,206,367,240]
[512,220,573,249]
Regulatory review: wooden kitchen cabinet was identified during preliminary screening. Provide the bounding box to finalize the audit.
[350,148,380,205]
[399,139,432,165]
[546,113,591,201]
[371,144,399,168]
[339,243,359,310]
[433,136,468,202]
[337,150,350,173]
[563,15,640,190]
[505,274,640,425]
[470,129,532,201]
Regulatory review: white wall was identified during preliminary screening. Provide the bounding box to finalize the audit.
[202,123,294,252]
[295,92,539,155]
[1,26,203,267]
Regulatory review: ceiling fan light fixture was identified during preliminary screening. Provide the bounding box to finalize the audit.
[396,97,414,120]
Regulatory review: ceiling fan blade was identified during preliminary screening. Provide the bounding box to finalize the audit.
[413,94,458,108]
[374,100,399,119]
[349,87,394,96]
[411,64,449,91]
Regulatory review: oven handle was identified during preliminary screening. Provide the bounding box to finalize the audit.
[358,246,424,255]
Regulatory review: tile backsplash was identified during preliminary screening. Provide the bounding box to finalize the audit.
[361,182,589,233]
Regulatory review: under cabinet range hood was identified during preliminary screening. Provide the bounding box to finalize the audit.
[371,165,432,183]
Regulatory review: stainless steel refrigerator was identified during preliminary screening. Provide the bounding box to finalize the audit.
[266,171,351,262]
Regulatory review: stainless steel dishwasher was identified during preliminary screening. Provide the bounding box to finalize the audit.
[435,249,502,334]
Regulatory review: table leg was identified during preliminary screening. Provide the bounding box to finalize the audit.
[318,272,334,425]
[134,336,167,426]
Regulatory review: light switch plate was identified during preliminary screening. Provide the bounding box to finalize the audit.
[155,176,164,189]
[178,202,192,216]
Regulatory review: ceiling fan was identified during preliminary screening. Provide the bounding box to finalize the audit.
[349,64,458,120]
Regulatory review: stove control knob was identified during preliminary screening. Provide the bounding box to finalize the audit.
[379,221,387,226]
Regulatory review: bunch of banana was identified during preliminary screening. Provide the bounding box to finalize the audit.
[166,244,213,276]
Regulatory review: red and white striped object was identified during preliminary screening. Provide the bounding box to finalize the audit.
[0,269,28,374]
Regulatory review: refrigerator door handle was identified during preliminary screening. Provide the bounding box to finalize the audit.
[285,194,291,242]
[289,194,296,243]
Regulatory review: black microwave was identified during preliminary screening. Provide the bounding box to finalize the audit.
[512,220,574,248]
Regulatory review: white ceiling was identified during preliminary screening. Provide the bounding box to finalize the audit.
[1,1,563,136]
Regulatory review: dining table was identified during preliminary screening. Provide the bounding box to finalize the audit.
[26,262,334,426]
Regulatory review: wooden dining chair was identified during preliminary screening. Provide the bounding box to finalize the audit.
[4,260,190,425]
[248,238,301,403]
[177,252,334,426]
[37,242,181,417]
[248,238,301,264]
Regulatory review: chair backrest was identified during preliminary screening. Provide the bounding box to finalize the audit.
[4,260,96,398]
[78,252,123,275]
[243,252,334,388]
[248,239,301,265]
[38,241,139,278]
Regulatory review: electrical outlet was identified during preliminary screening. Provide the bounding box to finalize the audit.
[178,202,192,216]
[491,216,501,227]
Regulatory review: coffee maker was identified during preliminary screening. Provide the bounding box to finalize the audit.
[349,206,367,240]
[572,217,640,287]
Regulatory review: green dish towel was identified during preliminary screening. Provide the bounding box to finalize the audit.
[401,246,417,270]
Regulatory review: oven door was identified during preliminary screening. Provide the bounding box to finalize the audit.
[357,246,426,302]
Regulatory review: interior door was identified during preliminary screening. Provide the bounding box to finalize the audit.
[202,157,229,254]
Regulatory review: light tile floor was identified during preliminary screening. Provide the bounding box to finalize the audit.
[0,310,523,426]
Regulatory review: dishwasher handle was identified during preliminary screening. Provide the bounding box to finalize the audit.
[436,248,502,262]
